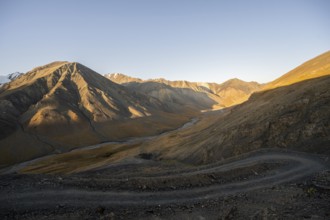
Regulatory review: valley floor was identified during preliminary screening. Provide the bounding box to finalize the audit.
[0,149,329,219]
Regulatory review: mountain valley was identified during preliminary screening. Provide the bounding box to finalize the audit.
[0,51,329,219]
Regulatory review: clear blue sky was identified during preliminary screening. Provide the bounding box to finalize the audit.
[0,0,329,83]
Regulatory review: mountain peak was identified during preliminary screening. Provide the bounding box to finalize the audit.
[223,78,244,83]
[30,61,69,71]
[220,78,260,88]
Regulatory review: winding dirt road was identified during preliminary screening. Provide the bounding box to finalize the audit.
[1,150,328,212]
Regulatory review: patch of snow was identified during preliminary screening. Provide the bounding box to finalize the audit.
[0,72,23,85]
[8,72,23,80]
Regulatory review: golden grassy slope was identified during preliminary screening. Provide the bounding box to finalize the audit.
[262,51,330,90]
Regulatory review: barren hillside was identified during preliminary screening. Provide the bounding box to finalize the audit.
[0,62,196,167]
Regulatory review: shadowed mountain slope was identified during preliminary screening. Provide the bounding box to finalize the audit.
[142,53,330,164]
[147,75,330,164]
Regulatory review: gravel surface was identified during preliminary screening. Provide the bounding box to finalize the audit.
[0,149,329,219]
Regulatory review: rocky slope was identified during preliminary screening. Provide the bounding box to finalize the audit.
[0,62,195,167]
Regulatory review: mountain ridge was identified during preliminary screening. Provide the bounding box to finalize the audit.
[106,73,262,107]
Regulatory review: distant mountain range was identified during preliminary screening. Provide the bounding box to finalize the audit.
[105,73,261,107]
